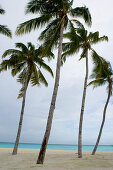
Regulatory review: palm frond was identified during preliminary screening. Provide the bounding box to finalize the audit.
[91,50,108,79]
[62,43,80,64]
[11,63,26,77]
[16,14,52,35]
[27,42,35,51]
[0,60,11,72]
[71,19,84,29]
[25,0,46,14]
[38,70,48,86]
[30,64,40,86]
[25,0,59,15]
[0,7,5,14]
[35,45,55,61]
[79,48,86,60]
[62,42,73,52]
[2,49,22,58]
[89,49,113,92]
[67,20,77,38]
[88,78,106,88]
[70,6,92,26]
[39,16,65,57]
[0,25,12,38]
[88,32,108,45]
[17,86,25,99]
[17,68,31,98]
[15,43,28,53]
[76,27,87,41]
[38,18,60,41]
[17,68,27,84]
[38,61,54,77]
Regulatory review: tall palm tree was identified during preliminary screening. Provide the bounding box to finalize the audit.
[88,60,113,155]
[16,0,92,164]
[0,42,53,155]
[0,5,12,37]
[62,26,108,158]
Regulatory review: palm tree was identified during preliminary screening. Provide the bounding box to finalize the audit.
[15,0,92,164]
[88,60,113,155]
[0,42,53,155]
[0,5,12,37]
[62,26,108,158]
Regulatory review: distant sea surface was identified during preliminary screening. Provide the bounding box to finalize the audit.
[0,142,113,152]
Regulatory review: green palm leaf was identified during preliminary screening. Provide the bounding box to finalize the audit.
[70,6,92,26]
[0,25,12,38]
[2,49,23,58]
[17,86,25,99]
[38,60,54,77]
[38,18,60,41]
[16,14,52,35]
[15,43,28,53]
[0,7,5,14]
[88,32,108,44]
[38,70,48,86]
[88,78,106,88]
[30,65,40,86]
[25,0,52,14]
[71,19,84,29]
[11,63,26,77]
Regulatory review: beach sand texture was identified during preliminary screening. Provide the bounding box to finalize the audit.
[0,148,113,170]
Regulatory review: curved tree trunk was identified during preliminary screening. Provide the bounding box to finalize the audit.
[12,69,29,155]
[78,50,88,158]
[92,84,111,155]
[37,19,65,164]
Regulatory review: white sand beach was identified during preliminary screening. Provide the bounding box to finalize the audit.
[0,148,113,170]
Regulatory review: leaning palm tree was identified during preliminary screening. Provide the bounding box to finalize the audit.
[0,5,12,37]
[16,0,92,164]
[88,60,113,155]
[0,42,53,155]
[62,26,108,158]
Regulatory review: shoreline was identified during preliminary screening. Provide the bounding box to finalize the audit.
[0,147,113,153]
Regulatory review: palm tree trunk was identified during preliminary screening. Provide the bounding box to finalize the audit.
[37,19,65,164]
[12,69,29,155]
[78,50,88,158]
[92,84,111,155]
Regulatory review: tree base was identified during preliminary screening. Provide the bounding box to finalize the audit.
[91,152,95,155]
[36,159,43,164]
[12,151,17,155]
[78,154,82,158]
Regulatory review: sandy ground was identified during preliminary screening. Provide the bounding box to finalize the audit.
[0,148,113,170]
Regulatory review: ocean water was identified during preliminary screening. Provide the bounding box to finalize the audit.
[0,142,113,152]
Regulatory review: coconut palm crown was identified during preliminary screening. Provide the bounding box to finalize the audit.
[0,6,12,38]
[0,42,53,97]
[16,0,92,35]
[16,0,92,57]
[62,25,108,63]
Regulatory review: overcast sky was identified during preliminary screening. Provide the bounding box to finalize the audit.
[0,0,113,145]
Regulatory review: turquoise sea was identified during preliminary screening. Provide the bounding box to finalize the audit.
[0,142,113,152]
